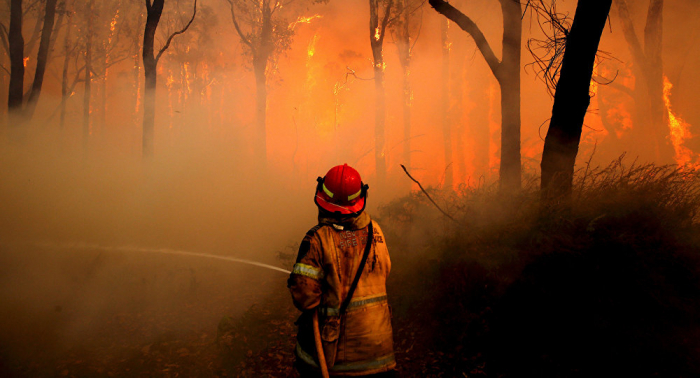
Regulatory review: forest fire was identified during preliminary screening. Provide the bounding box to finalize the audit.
[2,0,700,377]
[663,75,696,167]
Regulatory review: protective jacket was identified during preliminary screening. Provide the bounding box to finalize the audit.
[288,211,395,376]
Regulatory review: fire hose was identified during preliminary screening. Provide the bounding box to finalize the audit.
[313,309,331,378]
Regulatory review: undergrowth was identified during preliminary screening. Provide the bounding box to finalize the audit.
[378,160,700,377]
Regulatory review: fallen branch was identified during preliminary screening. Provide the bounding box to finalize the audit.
[401,164,459,224]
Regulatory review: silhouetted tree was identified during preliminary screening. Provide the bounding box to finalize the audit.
[429,0,522,191]
[540,0,613,198]
[142,0,197,157]
[6,0,59,122]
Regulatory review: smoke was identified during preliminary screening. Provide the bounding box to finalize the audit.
[1,0,700,375]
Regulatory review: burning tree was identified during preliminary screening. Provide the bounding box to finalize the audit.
[615,0,676,164]
[225,0,327,169]
[142,0,197,158]
[429,0,522,191]
[369,0,393,184]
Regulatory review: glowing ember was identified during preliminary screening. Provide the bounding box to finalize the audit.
[374,27,381,41]
[23,57,29,67]
[663,75,696,166]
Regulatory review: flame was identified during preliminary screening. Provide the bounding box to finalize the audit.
[23,57,29,67]
[290,15,322,29]
[108,10,120,46]
[374,27,381,41]
[663,75,696,166]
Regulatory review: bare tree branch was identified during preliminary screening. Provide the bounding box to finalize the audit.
[155,0,197,64]
[428,0,501,77]
[226,0,254,51]
[401,164,460,224]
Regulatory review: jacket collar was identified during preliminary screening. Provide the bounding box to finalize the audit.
[318,210,370,231]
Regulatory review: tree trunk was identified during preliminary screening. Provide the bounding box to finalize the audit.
[497,0,521,191]
[396,0,412,170]
[441,17,453,189]
[25,0,58,120]
[429,0,521,191]
[8,0,24,118]
[142,0,164,158]
[540,0,612,198]
[371,42,387,184]
[615,0,674,163]
[369,0,391,184]
[83,0,94,146]
[253,55,268,167]
[60,22,72,129]
[643,0,673,163]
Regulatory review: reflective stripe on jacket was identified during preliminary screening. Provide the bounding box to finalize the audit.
[288,212,395,376]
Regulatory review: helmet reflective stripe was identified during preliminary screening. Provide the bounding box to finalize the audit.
[322,183,334,198]
[347,188,362,201]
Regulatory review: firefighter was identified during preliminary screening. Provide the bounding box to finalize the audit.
[288,164,397,377]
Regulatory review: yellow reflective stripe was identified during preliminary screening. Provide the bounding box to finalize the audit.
[295,342,395,373]
[292,263,324,280]
[347,188,362,201]
[322,183,334,198]
[323,294,388,316]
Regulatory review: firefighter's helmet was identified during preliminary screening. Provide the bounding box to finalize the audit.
[315,164,368,217]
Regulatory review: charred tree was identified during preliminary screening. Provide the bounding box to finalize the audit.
[7,0,24,119]
[615,0,674,163]
[24,0,58,119]
[370,0,393,184]
[429,0,522,191]
[540,0,613,198]
[7,0,60,123]
[142,0,197,158]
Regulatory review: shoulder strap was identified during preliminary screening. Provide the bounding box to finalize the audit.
[339,221,373,315]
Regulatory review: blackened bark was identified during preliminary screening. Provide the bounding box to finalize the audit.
[25,0,58,119]
[142,0,164,158]
[498,0,521,191]
[8,0,24,116]
[429,0,521,191]
[540,0,612,198]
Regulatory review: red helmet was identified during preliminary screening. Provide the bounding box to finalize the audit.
[315,164,368,217]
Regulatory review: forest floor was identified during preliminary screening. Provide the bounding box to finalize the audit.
[3,163,700,377]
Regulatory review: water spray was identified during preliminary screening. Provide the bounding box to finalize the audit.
[8,242,291,274]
